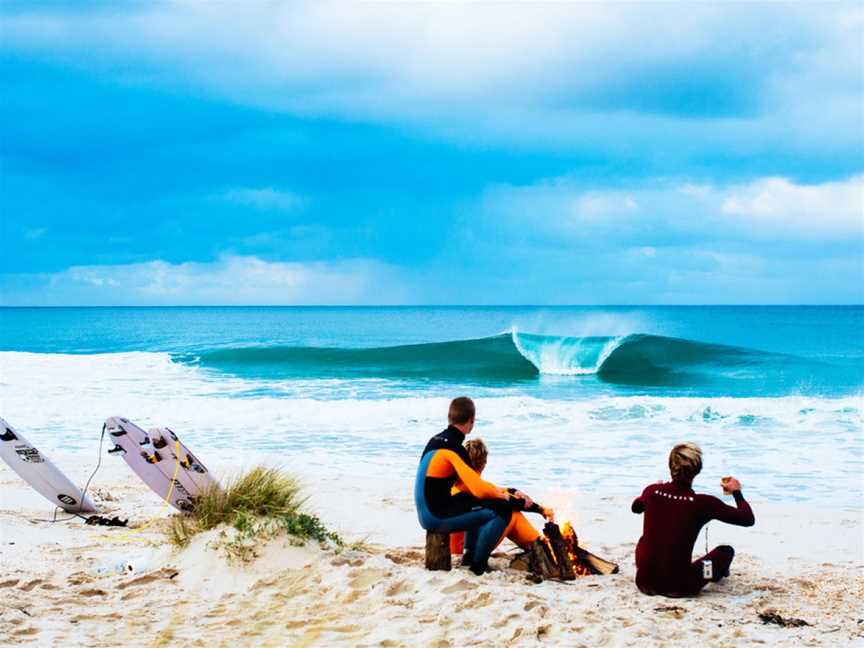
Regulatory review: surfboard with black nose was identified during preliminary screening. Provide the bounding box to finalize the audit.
[0,417,97,513]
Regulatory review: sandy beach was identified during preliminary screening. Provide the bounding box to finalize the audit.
[1,458,861,647]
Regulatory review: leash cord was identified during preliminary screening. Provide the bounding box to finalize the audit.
[27,425,106,524]
[101,438,181,542]
[77,423,106,515]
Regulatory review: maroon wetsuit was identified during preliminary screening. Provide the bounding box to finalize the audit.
[632,480,755,597]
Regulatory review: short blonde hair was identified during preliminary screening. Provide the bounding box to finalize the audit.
[669,442,702,482]
[464,439,488,473]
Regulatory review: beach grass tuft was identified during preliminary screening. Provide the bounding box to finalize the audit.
[167,466,342,560]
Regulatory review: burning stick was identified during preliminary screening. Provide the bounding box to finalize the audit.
[560,522,620,576]
[543,522,576,580]
[531,522,620,580]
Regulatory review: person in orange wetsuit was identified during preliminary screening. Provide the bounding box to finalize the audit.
[450,438,553,555]
[415,397,551,575]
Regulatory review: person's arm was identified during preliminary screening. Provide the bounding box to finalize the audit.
[506,488,554,519]
[704,480,755,527]
[631,484,653,514]
[439,450,506,500]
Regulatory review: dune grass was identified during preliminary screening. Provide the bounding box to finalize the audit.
[167,466,342,561]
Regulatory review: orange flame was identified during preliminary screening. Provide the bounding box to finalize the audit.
[546,521,592,578]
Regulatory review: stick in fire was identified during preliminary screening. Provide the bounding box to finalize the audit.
[529,522,620,581]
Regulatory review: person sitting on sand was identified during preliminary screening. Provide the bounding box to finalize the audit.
[450,439,554,557]
[415,397,545,575]
[631,442,755,597]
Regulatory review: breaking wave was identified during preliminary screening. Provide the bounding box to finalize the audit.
[177,331,861,395]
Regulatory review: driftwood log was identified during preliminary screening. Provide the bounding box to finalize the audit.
[543,523,576,580]
[425,531,451,571]
[529,538,558,580]
[572,544,619,575]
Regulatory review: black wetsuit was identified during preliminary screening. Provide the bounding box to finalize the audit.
[414,426,512,572]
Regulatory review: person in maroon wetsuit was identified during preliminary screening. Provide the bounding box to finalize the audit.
[632,442,755,597]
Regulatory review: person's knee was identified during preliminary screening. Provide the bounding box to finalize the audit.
[483,498,513,522]
[712,545,735,581]
[718,545,735,559]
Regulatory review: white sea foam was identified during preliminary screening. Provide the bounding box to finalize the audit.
[511,328,623,375]
[0,351,861,507]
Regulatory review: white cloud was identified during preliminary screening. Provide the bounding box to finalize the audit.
[720,176,864,236]
[9,255,411,306]
[481,174,864,243]
[220,187,306,213]
[2,2,861,152]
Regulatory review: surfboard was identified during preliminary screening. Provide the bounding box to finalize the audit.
[148,427,217,496]
[0,417,97,513]
[104,416,213,511]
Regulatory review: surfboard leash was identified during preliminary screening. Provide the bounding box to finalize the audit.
[27,424,113,525]
[93,437,182,543]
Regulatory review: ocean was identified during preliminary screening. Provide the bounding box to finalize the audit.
[1,306,862,507]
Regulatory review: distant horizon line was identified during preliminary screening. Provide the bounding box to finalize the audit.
[1,304,862,309]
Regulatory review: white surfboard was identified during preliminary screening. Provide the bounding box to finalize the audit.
[105,417,213,511]
[148,427,217,496]
[0,417,97,513]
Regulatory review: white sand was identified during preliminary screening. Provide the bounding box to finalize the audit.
[1,459,862,647]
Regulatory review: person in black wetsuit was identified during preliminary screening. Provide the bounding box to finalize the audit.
[414,397,524,575]
[632,442,755,597]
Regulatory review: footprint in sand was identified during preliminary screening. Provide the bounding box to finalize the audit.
[0,579,20,588]
[385,579,414,597]
[492,612,520,628]
[384,550,423,566]
[347,567,389,589]
[13,626,38,636]
[66,572,91,586]
[70,614,102,623]
[523,600,548,616]
[463,591,494,609]
[78,588,108,597]
[18,579,44,592]
[441,578,477,594]
[117,569,179,590]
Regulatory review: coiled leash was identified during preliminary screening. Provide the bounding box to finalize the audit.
[29,424,127,527]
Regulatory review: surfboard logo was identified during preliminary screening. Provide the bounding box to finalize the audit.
[15,446,44,463]
[57,494,77,506]
[172,478,191,496]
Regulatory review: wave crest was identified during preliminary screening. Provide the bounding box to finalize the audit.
[182,332,818,392]
[510,330,624,375]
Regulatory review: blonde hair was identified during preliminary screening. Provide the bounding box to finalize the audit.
[464,439,488,474]
[669,442,702,483]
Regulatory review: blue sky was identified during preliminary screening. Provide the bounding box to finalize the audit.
[1,1,862,305]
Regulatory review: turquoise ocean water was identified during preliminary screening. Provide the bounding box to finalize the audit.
[1,306,862,506]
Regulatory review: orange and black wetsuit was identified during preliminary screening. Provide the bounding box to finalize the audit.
[632,480,755,597]
[414,426,512,574]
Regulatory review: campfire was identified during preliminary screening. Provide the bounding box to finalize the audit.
[525,522,619,582]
